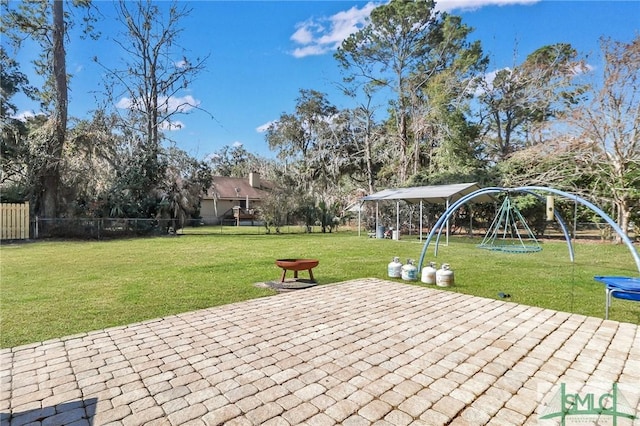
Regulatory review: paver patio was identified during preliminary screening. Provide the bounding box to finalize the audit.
[1,278,639,425]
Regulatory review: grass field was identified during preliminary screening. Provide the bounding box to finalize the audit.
[1,228,639,348]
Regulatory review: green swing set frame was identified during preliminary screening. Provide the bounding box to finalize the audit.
[477,196,542,253]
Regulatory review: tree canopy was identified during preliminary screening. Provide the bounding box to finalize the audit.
[1,0,637,238]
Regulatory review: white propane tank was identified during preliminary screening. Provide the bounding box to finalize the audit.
[388,257,402,278]
[401,259,418,281]
[421,262,437,284]
[436,263,454,287]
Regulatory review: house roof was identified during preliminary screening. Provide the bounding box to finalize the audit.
[204,176,273,200]
[361,182,494,204]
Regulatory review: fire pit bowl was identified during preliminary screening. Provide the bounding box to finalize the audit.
[275,259,319,283]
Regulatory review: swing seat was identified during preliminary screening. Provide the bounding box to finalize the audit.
[478,243,541,253]
[478,196,542,254]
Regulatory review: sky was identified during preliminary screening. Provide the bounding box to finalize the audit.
[8,0,640,161]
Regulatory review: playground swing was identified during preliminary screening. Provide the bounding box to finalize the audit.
[477,196,542,253]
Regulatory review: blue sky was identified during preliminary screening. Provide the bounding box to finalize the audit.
[9,0,640,160]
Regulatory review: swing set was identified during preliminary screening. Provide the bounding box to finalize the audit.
[415,186,640,320]
[417,186,640,275]
[476,195,542,253]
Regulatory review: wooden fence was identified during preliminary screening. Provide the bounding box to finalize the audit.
[1,202,30,240]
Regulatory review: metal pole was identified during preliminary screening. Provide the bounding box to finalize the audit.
[358,203,361,237]
[376,202,379,236]
[446,197,450,246]
[573,198,578,240]
[396,201,400,239]
[420,201,423,242]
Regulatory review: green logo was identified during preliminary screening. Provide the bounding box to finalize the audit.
[540,383,637,425]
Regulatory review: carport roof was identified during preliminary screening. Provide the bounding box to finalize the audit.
[361,182,494,204]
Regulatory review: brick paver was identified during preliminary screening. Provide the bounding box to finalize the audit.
[1,278,639,425]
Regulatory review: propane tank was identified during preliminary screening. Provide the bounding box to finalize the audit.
[387,257,402,278]
[401,259,418,281]
[436,263,454,287]
[421,262,437,284]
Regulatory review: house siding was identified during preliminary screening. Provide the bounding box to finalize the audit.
[200,199,240,225]
[199,174,272,225]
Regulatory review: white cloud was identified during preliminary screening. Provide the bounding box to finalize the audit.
[571,62,594,76]
[161,95,200,113]
[289,2,379,58]
[232,141,243,148]
[256,120,278,133]
[116,98,188,131]
[12,110,37,121]
[435,0,539,13]
[291,24,319,45]
[470,67,512,96]
[484,67,511,86]
[116,97,134,109]
[292,45,332,59]
[116,95,201,114]
[325,4,377,43]
[205,152,221,162]
[159,120,184,131]
[289,0,539,58]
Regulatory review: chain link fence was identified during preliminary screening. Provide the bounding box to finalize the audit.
[29,217,338,239]
[31,217,173,240]
[18,216,639,241]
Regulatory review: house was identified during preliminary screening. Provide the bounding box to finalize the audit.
[200,172,272,225]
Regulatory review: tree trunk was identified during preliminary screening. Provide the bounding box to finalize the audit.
[362,107,375,195]
[615,196,631,244]
[40,0,68,218]
[364,135,375,195]
[398,112,408,183]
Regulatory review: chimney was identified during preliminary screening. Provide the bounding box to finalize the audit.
[249,172,260,188]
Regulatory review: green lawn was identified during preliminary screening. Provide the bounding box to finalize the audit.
[1,228,638,348]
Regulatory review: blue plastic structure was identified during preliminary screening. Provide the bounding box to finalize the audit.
[594,276,640,319]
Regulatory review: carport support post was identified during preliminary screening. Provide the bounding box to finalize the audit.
[419,201,423,241]
[396,201,400,238]
[446,197,450,246]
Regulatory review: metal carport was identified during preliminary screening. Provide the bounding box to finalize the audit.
[359,182,494,242]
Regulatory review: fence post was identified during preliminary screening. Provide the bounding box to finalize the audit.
[22,201,29,239]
